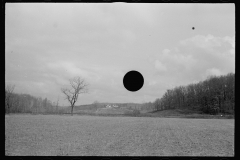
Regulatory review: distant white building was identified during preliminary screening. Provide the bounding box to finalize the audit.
[105,104,119,108]
[106,105,111,108]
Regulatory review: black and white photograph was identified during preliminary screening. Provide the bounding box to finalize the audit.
[5,3,234,156]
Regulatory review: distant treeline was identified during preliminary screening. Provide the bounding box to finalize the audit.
[5,92,66,114]
[154,73,235,115]
[5,73,234,115]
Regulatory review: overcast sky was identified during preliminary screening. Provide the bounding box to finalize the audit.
[6,3,235,106]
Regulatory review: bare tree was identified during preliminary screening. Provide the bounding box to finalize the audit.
[5,84,15,114]
[61,77,89,116]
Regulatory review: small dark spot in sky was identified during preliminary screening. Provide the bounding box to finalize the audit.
[192,27,195,30]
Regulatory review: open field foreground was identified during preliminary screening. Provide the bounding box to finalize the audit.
[5,114,234,156]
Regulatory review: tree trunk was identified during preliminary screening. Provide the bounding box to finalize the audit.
[71,106,73,116]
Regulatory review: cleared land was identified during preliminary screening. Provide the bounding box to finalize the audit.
[5,114,234,156]
[73,105,234,119]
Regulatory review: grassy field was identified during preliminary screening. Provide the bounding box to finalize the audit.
[73,107,234,119]
[5,114,234,156]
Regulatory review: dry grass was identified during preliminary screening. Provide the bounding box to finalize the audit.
[5,114,234,156]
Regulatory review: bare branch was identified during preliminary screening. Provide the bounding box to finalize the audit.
[6,84,15,94]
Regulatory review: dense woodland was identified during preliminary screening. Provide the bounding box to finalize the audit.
[154,73,235,115]
[5,73,234,115]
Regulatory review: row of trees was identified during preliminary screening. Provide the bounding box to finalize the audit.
[154,73,235,115]
[5,84,61,114]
